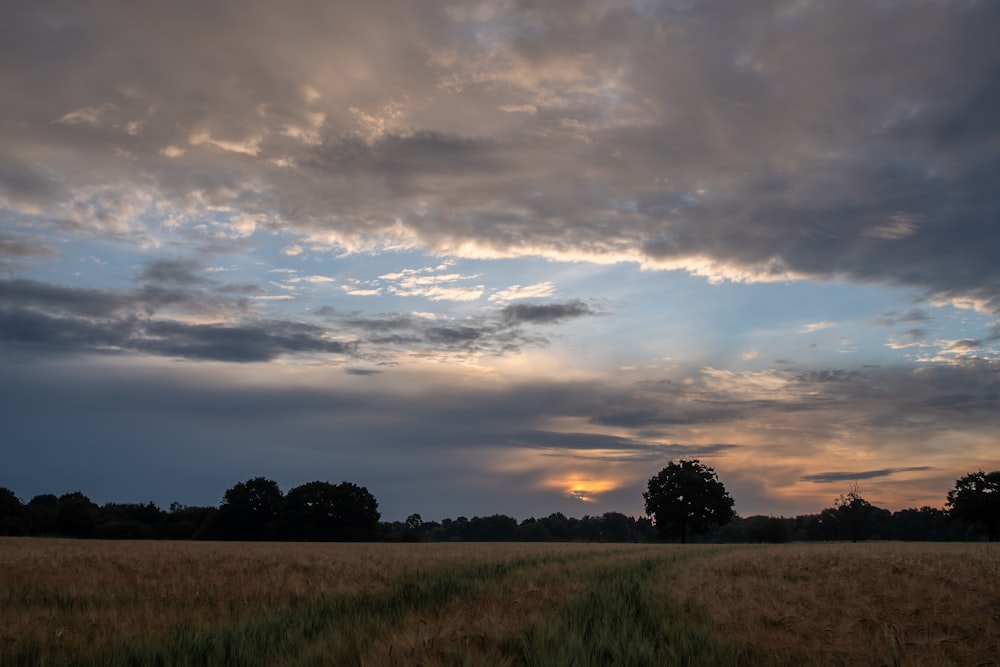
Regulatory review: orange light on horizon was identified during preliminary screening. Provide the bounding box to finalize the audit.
[548,476,620,502]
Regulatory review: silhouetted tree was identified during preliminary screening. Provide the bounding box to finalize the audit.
[571,515,604,541]
[600,512,636,542]
[745,516,792,543]
[795,507,842,541]
[218,477,283,540]
[947,470,1000,541]
[56,492,98,538]
[96,502,163,539]
[834,484,877,542]
[25,494,59,534]
[163,503,218,540]
[889,506,955,541]
[632,515,658,542]
[514,517,551,541]
[539,512,571,540]
[466,514,517,541]
[0,487,26,535]
[280,481,381,541]
[644,459,735,543]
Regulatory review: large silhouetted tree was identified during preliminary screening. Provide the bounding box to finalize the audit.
[218,477,283,540]
[644,459,735,543]
[56,492,98,538]
[834,484,875,542]
[947,470,1000,541]
[0,487,25,535]
[280,481,381,541]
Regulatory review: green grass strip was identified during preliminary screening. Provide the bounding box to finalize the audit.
[507,549,765,667]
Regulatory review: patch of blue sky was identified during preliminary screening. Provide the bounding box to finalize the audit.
[16,234,144,289]
[552,266,957,371]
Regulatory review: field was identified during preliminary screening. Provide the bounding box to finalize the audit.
[1,539,997,666]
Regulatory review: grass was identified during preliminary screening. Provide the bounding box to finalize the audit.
[509,551,752,666]
[2,538,998,666]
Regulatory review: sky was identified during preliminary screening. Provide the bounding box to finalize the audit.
[2,0,999,522]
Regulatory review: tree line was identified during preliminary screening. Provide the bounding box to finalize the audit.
[1,464,996,542]
[0,479,382,542]
[641,460,999,544]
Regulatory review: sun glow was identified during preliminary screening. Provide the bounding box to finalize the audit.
[550,476,619,502]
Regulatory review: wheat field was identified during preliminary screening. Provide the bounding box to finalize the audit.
[1,538,997,665]
[669,542,1000,666]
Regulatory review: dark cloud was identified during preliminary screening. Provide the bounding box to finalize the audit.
[801,467,934,484]
[0,305,353,363]
[794,370,860,384]
[0,275,352,362]
[329,304,590,357]
[0,161,66,211]
[875,309,931,327]
[1,267,252,323]
[303,131,503,181]
[589,409,741,428]
[501,300,595,325]
[0,234,59,258]
[424,326,483,345]
[0,277,594,362]
[0,306,138,351]
[138,319,352,362]
[505,430,738,462]
[217,283,267,296]
[0,279,131,318]
[945,339,981,350]
[139,259,211,286]
[345,367,381,376]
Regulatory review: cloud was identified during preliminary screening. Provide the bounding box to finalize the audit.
[0,270,600,363]
[501,300,595,324]
[875,309,931,327]
[886,329,930,349]
[345,367,381,376]
[801,321,836,333]
[333,302,594,358]
[1,1,997,310]
[0,299,354,364]
[139,259,212,286]
[505,430,739,463]
[0,234,59,258]
[0,161,67,213]
[488,282,556,302]
[54,103,119,126]
[137,319,352,362]
[942,338,981,351]
[801,467,934,484]
[0,265,358,362]
[382,270,485,302]
[0,279,134,319]
[342,283,383,297]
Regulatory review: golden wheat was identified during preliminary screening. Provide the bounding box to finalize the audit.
[4,538,999,666]
[667,542,1000,666]
[0,537,637,660]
